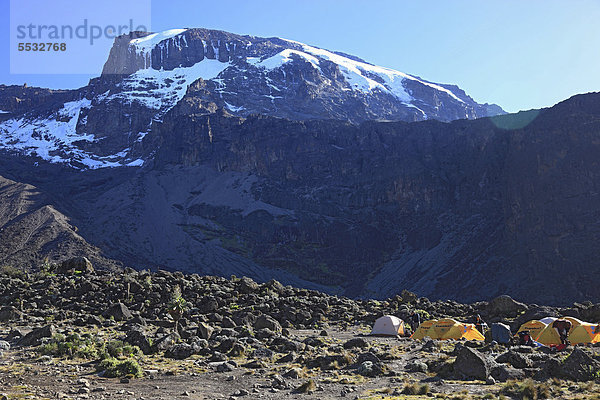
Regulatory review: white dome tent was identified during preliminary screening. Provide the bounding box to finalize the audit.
[370,315,406,336]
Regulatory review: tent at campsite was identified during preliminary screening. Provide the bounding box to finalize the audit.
[411,318,484,341]
[370,315,406,336]
[569,323,600,344]
[539,317,556,325]
[536,323,563,345]
[536,317,582,345]
[490,323,512,344]
[517,317,600,345]
[410,320,436,339]
[516,320,547,340]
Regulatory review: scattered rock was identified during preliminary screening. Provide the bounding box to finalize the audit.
[103,302,132,321]
[165,343,195,360]
[453,346,496,380]
[197,322,214,340]
[254,315,281,333]
[487,295,528,318]
[238,277,259,294]
[57,257,94,274]
[406,360,429,373]
[17,324,55,347]
[125,328,152,354]
[496,350,534,369]
[153,332,180,352]
[343,337,368,349]
[0,306,23,322]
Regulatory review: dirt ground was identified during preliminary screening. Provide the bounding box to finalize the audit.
[0,326,501,400]
[1,326,598,400]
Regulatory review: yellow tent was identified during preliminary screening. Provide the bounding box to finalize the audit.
[569,323,600,345]
[516,320,547,341]
[564,317,584,328]
[411,320,437,340]
[411,318,484,341]
[536,324,563,346]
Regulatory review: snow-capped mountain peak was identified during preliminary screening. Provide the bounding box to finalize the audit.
[0,27,504,170]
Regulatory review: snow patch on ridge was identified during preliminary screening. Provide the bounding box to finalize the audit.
[130,29,188,56]
[0,99,139,169]
[109,60,231,111]
[249,49,321,72]
[277,38,464,104]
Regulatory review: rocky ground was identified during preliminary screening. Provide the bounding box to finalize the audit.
[2,258,600,399]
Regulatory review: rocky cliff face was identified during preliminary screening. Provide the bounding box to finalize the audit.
[1,27,598,305]
[0,92,598,304]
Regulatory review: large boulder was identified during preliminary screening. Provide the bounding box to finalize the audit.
[17,325,55,347]
[103,302,132,321]
[453,347,497,380]
[197,322,214,340]
[343,338,369,350]
[124,328,152,354]
[165,343,195,360]
[512,306,559,331]
[254,315,282,333]
[496,350,534,369]
[57,257,94,274]
[0,306,23,322]
[152,332,180,353]
[560,348,600,381]
[487,295,528,318]
[238,277,260,294]
[579,303,600,322]
[490,364,527,382]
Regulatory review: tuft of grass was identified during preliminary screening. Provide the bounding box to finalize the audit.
[501,379,550,400]
[294,379,316,394]
[96,357,142,378]
[402,383,430,395]
[0,265,26,279]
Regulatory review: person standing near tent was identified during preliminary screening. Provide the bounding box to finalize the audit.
[474,314,488,335]
[552,319,572,345]
[408,310,421,332]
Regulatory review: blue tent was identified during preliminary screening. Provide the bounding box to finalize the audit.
[490,322,512,344]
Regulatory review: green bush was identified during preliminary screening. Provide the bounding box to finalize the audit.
[39,334,141,362]
[102,340,141,359]
[39,333,99,359]
[97,357,142,378]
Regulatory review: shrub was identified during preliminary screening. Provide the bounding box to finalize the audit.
[39,333,99,359]
[102,340,141,359]
[0,265,26,279]
[501,379,550,400]
[167,285,188,331]
[96,357,142,378]
[294,379,316,394]
[402,383,430,395]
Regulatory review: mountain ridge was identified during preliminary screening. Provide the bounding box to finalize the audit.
[1,27,599,305]
[0,27,503,170]
[0,91,598,304]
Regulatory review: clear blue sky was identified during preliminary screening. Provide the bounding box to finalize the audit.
[1,0,599,113]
